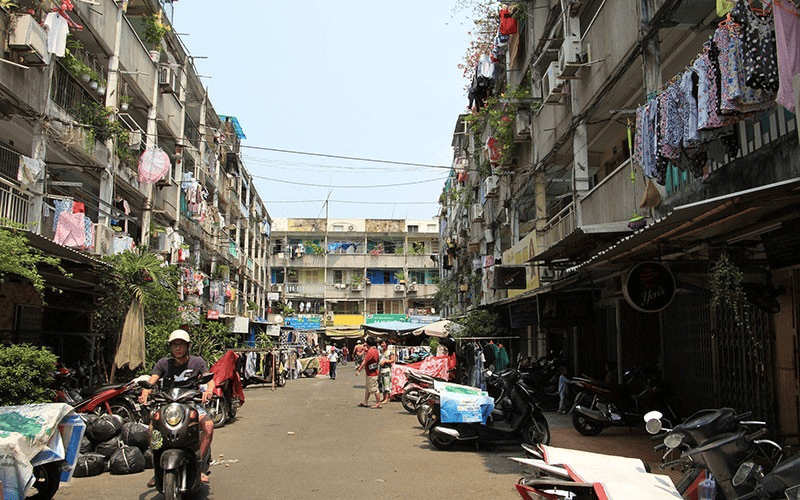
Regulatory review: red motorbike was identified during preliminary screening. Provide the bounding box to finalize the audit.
[52,365,148,423]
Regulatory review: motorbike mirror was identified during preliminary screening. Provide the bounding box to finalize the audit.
[732,461,756,487]
[644,410,663,434]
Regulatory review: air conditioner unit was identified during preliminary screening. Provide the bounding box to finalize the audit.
[471,204,484,222]
[93,223,115,256]
[394,284,404,292]
[8,14,48,66]
[542,61,564,104]
[558,35,584,79]
[348,224,355,231]
[128,130,142,149]
[407,284,417,292]
[158,65,177,94]
[484,175,499,198]
[539,266,559,283]
[271,283,283,292]
[325,312,334,322]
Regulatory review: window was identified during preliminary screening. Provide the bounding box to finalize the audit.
[407,225,419,233]
[332,225,344,232]
[333,270,343,284]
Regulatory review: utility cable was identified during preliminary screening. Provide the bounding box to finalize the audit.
[249,174,447,188]
[240,144,450,169]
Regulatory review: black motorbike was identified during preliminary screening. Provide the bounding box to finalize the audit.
[646,408,800,499]
[571,368,678,436]
[142,372,213,500]
[427,368,551,451]
[401,370,446,414]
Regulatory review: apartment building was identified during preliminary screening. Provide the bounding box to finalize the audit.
[441,1,799,436]
[268,218,439,332]
[0,0,270,355]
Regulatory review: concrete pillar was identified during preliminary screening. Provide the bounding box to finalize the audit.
[140,51,162,248]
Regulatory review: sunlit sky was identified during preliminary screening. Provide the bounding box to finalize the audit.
[171,1,476,221]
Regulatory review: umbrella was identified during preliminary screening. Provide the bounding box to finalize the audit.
[411,320,462,338]
[113,296,146,370]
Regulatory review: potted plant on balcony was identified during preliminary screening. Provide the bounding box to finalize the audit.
[142,12,170,61]
[119,94,132,112]
[394,272,405,284]
[350,274,364,291]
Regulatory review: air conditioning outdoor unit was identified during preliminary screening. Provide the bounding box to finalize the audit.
[471,204,484,222]
[394,284,404,292]
[128,130,142,149]
[407,284,417,292]
[558,35,584,79]
[158,65,177,94]
[484,175,499,198]
[271,284,283,292]
[8,14,48,66]
[93,223,115,256]
[542,61,564,104]
[514,111,531,141]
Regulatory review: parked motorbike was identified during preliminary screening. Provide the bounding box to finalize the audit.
[206,350,244,428]
[428,368,551,451]
[570,368,678,436]
[298,356,320,378]
[52,367,149,423]
[518,352,568,409]
[142,372,214,500]
[401,369,446,414]
[646,408,799,499]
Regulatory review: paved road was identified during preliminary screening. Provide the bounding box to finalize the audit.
[56,370,672,499]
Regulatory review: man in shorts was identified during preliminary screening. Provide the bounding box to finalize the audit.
[356,337,381,408]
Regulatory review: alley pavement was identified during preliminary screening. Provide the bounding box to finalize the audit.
[55,370,677,499]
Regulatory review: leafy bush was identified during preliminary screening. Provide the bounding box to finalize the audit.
[0,344,58,405]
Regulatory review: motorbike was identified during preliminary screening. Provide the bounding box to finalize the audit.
[142,372,214,500]
[427,368,551,451]
[570,368,678,436]
[646,409,800,499]
[298,356,320,378]
[0,403,86,500]
[401,369,446,414]
[206,350,245,428]
[52,367,149,424]
[518,352,568,410]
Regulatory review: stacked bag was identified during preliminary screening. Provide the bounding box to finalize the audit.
[73,414,152,477]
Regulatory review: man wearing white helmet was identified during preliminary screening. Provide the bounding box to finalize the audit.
[139,329,215,485]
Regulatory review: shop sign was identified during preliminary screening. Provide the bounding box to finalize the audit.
[206,310,220,319]
[623,262,676,313]
[285,316,321,330]
[495,266,527,289]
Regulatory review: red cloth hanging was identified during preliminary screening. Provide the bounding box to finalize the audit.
[210,350,245,406]
[72,201,85,213]
[499,7,518,35]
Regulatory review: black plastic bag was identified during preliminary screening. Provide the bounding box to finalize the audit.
[143,447,154,469]
[87,414,122,442]
[120,422,149,450]
[79,436,93,454]
[109,445,145,475]
[73,453,106,477]
[94,436,121,459]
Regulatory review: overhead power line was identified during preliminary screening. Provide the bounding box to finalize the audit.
[265,199,438,205]
[241,144,450,169]
[249,174,447,188]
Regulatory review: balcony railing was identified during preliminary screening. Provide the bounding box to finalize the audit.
[539,202,576,253]
[0,176,29,226]
[51,62,102,116]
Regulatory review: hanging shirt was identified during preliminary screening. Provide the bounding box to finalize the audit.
[499,7,518,35]
[773,0,800,111]
[731,0,780,93]
[44,12,69,57]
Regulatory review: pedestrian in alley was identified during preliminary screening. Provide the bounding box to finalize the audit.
[328,346,339,380]
[353,340,366,373]
[377,341,396,407]
[558,365,571,414]
[356,337,381,408]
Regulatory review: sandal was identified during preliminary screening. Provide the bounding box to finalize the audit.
[372,404,382,409]
[358,403,369,407]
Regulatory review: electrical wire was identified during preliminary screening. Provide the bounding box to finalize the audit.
[249,174,447,189]
[240,144,450,169]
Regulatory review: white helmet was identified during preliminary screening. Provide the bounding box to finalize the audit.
[168,329,191,344]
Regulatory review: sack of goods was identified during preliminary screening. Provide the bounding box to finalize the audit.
[86,414,123,442]
[120,422,149,450]
[73,453,106,478]
[109,445,146,475]
[94,435,121,459]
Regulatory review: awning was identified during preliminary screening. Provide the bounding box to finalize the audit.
[531,222,630,265]
[573,177,800,272]
[362,321,421,336]
[323,327,364,339]
[410,320,463,338]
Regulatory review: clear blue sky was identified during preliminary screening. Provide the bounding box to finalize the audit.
[171,1,473,221]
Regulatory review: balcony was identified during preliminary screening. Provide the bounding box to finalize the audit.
[0,176,30,226]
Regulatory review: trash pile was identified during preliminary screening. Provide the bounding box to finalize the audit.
[73,414,150,477]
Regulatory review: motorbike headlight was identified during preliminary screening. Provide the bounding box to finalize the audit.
[664,432,685,449]
[163,403,184,426]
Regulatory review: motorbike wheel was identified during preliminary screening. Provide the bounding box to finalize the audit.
[26,462,61,500]
[417,402,434,427]
[109,399,137,423]
[523,414,551,446]
[401,388,421,414]
[572,412,604,436]
[163,470,181,500]
[205,397,227,428]
[428,430,456,451]
[302,368,318,378]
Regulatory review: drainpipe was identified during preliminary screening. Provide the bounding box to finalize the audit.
[140,50,161,248]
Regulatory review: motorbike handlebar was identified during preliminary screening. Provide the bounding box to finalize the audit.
[745,427,768,442]
[654,443,667,452]
[735,411,752,421]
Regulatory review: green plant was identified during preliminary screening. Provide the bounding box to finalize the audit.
[394,271,405,282]
[303,241,325,255]
[454,310,500,339]
[710,251,744,326]
[426,336,440,354]
[215,264,230,280]
[0,220,67,294]
[350,273,365,286]
[142,12,170,50]
[120,94,133,105]
[0,344,58,405]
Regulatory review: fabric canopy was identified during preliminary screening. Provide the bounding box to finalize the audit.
[324,327,364,339]
[411,320,462,338]
[362,321,421,335]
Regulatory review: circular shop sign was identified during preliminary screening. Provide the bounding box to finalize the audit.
[623,261,676,313]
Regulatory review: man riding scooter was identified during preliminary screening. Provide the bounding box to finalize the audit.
[139,329,215,486]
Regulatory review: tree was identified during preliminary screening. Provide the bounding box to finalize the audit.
[0,221,65,294]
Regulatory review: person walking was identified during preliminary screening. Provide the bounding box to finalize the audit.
[353,340,366,373]
[327,346,339,380]
[356,337,381,408]
[377,341,396,407]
